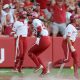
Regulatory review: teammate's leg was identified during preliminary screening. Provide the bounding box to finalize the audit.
[18,37,27,72]
[28,52,41,68]
[72,51,79,79]
[14,56,20,70]
[37,57,47,75]
[54,40,71,65]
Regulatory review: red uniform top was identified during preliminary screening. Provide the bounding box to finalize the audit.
[24,2,33,8]
[51,3,67,23]
[40,9,46,19]
[36,0,48,9]
[4,23,13,35]
[3,0,12,5]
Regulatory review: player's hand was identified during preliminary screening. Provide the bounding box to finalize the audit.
[10,32,15,37]
[70,46,76,52]
[35,38,40,45]
[10,32,15,35]
[14,34,17,38]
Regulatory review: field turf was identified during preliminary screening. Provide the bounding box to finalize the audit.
[0,68,80,80]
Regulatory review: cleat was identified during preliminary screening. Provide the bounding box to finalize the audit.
[34,65,43,73]
[74,72,79,80]
[12,69,18,73]
[73,76,79,80]
[39,71,48,77]
[17,68,24,73]
[40,68,48,76]
[18,69,22,73]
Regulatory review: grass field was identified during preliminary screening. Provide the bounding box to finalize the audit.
[0,68,80,80]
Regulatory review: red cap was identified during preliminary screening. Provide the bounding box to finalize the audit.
[70,15,80,22]
[56,0,64,2]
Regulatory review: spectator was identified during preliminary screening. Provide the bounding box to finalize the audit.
[3,14,13,35]
[0,3,2,34]
[50,0,67,36]
[36,0,52,20]
[24,0,33,9]
[2,4,16,24]
[36,0,48,9]
[3,0,12,5]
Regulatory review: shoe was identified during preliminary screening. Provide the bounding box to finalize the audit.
[40,68,48,75]
[34,65,43,73]
[73,76,79,80]
[39,70,48,77]
[17,68,24,73]
[12,68,18,73]
[17,68,22,73]
[74,72,79,80]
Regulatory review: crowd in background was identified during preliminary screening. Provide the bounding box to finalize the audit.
[0,0,80,37]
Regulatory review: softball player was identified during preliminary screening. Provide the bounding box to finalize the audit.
[62,15,79,79]
[28,18,51,75]
[54,15,79,79]
[12,11,28,73]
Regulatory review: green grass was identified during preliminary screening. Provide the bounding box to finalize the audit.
[0,68,80,77]
[0,68,80,80]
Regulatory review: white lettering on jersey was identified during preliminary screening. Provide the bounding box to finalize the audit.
[0,48,5,64]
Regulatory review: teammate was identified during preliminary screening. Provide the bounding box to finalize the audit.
[28,18,51,75]
[11,11,28,73]
[62,15,79,79]
[54,15,79,79]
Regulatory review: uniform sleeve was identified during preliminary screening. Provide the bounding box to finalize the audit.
[32,19,43,37]
[12,21,21,32]
[66,25,73,37]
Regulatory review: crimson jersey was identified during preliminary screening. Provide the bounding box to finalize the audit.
[3,0,11,5]
[4,23,13,35]
[36,0,48,9]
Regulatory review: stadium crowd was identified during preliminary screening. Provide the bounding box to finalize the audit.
[0,0,79,37]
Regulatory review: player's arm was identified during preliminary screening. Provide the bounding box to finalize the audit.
[36,26,41,38]
[67,35,72,47]
[10,21,18,38]
[66,33,76,52]
[35,26,42,45]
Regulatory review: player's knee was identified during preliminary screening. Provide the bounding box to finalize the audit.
[74,60,79,66]
[28,50,32,55]
[28,52,33,57]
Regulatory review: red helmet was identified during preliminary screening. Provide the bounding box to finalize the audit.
[70,15,80,23]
